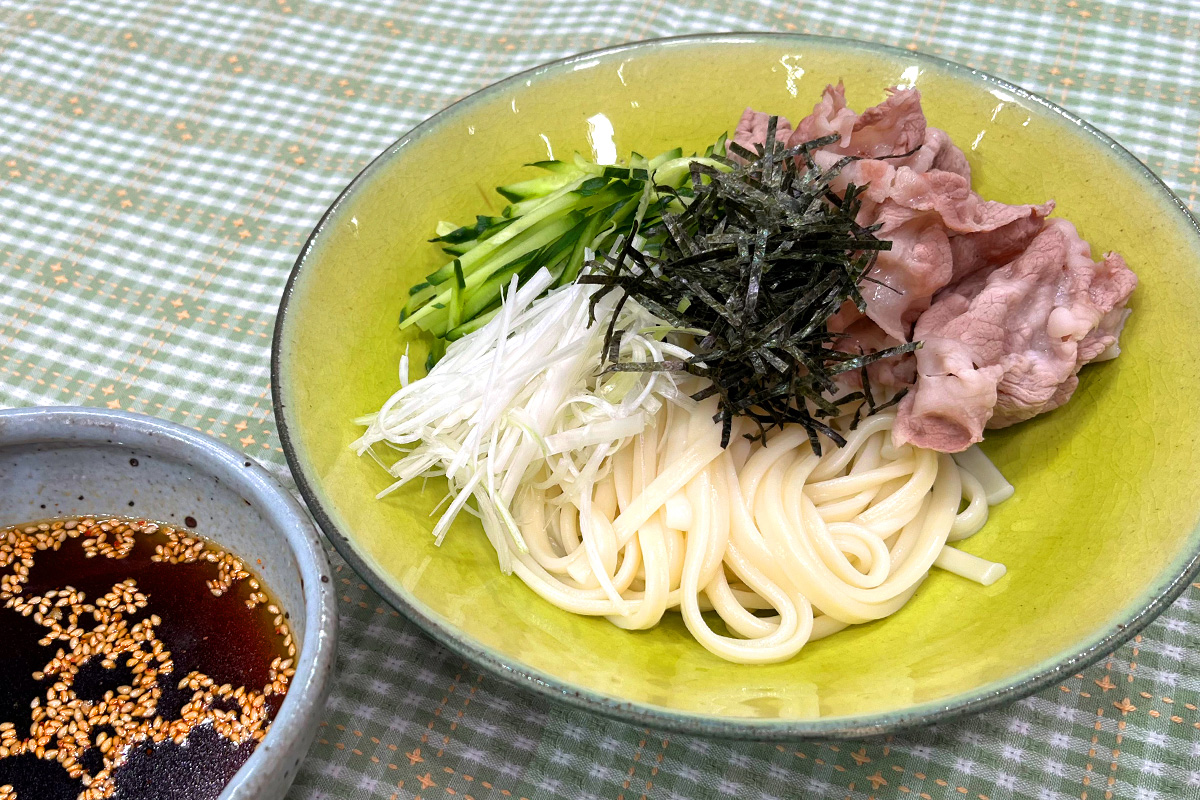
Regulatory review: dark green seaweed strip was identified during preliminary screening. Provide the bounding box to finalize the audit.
[581,120,917,453]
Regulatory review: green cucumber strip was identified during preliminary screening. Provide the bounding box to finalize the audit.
[454,209,581,285]
[423,258,461,291]
[459,217,582,313]
[588,192,644,254]
[403,213,583,330]
[420,220,582,336]
[411,157,649,340]
[454,178,637,276]
[405,278,440,315]
[651,156,730,191]
[575,176,611,197]
[430,214,512,244]
[601,165,649,182]
[526,160,578,174]
[453,179,588,271]
[573,153,605,175]
[445,306,500,341]
[706,132,728,158]
[548,184,640,278]
[447,261,466,330]
[496,170,580,202]
[423,187,583,287]
[559,211,607,286]
[455,220,581,320]
[429,174,592,284]
[457,259,551,327]
[502,194,555,218]
[424,338,446,372]
[446,241,566,338]
[457,257,535,322]
[503,175,629,217]
[648,147,684,170]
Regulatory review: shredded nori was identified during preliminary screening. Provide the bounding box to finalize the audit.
[580,119,918,453]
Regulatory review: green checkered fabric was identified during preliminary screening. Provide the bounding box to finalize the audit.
[1,1,1197,799]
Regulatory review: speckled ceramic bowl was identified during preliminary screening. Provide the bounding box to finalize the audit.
[273,34,1200,738]
[0,406,337,799]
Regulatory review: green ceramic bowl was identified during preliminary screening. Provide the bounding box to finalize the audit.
[272,34,1200,738]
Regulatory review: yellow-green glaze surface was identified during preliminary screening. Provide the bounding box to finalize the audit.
[273,35,1200,735]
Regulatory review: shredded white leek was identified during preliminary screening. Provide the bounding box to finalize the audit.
[352,267,687,573]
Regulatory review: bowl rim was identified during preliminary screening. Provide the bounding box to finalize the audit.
[271,31,1200,739]
[0,405,338,793]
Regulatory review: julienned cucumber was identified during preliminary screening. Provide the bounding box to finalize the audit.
[400,139,729,353]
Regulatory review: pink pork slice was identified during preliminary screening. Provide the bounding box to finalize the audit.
[784,85,1051,343]
[892,218,1138,452]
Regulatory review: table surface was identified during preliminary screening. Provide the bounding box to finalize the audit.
[2,1,1199,798]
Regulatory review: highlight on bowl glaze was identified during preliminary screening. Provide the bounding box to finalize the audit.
[272,33,1200,738]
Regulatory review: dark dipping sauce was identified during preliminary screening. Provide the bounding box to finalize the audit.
[0,518,295,800]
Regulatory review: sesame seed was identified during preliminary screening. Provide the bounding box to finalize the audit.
[0,518,293,794]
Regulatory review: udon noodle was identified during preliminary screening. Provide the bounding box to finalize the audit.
[357,278,1013,665]
[509,398,1009,664]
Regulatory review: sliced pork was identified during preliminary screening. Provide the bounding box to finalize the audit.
[761,85,1054,343]
[916,127,972,181]
[947,210,1053,284]
[892,219,1137,451]
[840,169,1054,341]
[731,86,1136,451]
[730,108,793,158]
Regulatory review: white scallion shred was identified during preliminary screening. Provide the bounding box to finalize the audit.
[351,267,683,573]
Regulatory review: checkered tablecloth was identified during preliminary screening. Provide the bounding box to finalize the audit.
[2,1,1198,798]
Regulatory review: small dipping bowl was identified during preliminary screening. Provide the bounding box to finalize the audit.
[0,406,337,800]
